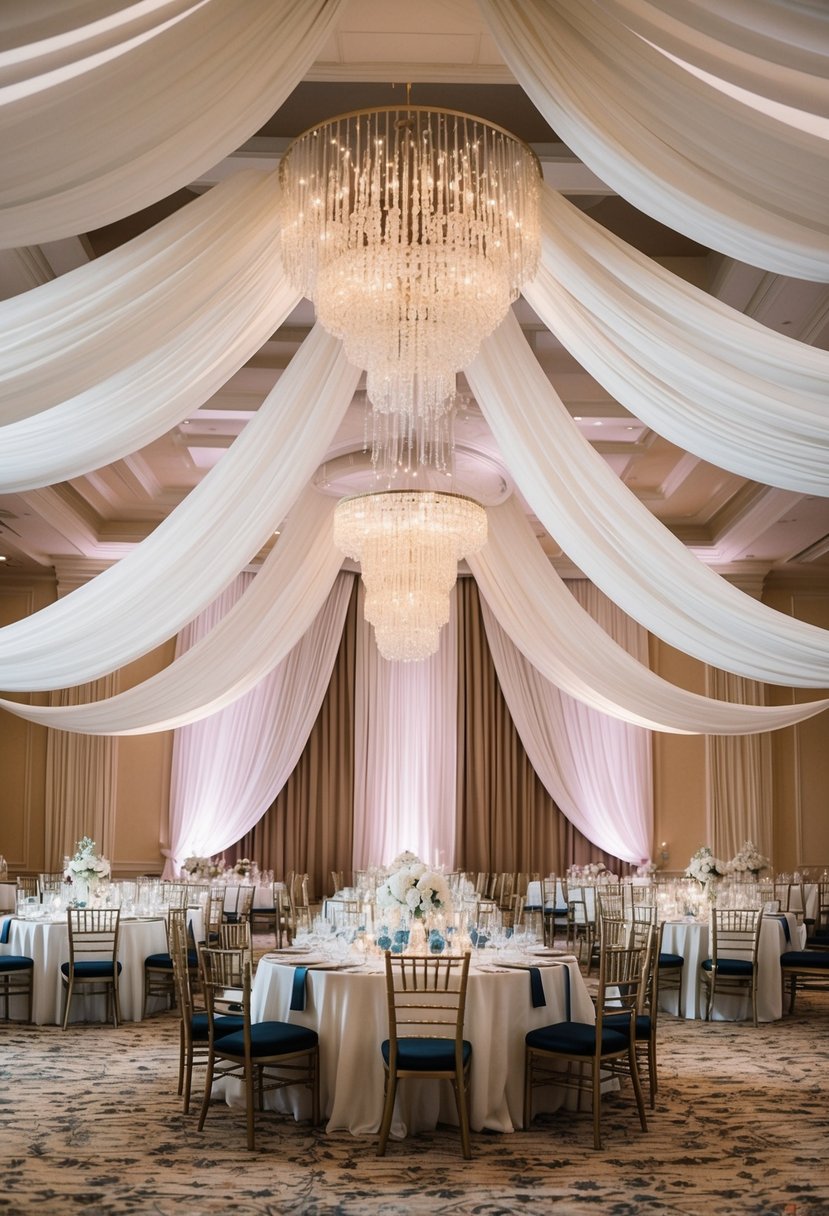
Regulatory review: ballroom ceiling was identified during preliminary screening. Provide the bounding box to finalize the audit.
[1,0,828,589]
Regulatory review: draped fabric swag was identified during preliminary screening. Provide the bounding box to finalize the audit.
[478,0,829,277]
[0,0,345,247]
[0,489,343,733]
[468,315,829,689]
[163,570,353,877]
[0,327,360,691]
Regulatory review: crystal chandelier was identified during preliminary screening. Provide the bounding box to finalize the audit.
[279,106,541,476]
[333,491,487,661]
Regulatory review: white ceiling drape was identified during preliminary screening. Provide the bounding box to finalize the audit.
[592,0,829,122]
[529,187,829,495]
[0,488,342,733]
[468,313,829,689]
[480,592,652,864]
[165,568,353,875]
[0,173,300,490]
[0,327,360,691]
[479,0,829,277]
[0,0,345,247]
[468,497,829,735]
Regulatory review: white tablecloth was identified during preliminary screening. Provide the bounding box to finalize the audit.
[0,914,167,1025]
[245,953,592,1137]
[659,912,805,1023]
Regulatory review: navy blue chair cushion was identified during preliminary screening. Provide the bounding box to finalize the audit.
[191,1012,246,1041]
[701,958,753,976]
[0,955,34,972]
[61,960,122,978]
[780,951,829,969]
[658,953,684,969]
[145,950,198,969]
[215,1020,318,1057]
[224,914,240,925]
[525,1021,628,1056]
[604,1012,652,1040]
[381,1037,472,1071]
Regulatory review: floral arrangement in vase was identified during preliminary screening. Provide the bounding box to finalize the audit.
[181,855,224,880]
[376,861,452,920]
[233,857,254,878]
[635,860,658,877]
[387,850,422,872]
[726,840,770,876]
[567,862,616,881]
[64,836,110,900]
[685,846,726,886]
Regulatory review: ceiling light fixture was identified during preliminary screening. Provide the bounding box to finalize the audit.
[279,105,541,478]
[333,490,487,661]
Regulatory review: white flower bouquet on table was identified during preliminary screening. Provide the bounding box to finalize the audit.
[233,858,253,878]
[685,846,726,885]
[64,836,110,893]
[181,856,224,880]
[726,840,770,876]
[388,850,422,872]
[376,862,452,920]
[635,861,658,877]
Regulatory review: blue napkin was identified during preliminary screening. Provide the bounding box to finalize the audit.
[290,966,309,1011]
[528,966,546,1008]
[0,916,12,944]
[561,964,571,1021]
[773,914,792,944]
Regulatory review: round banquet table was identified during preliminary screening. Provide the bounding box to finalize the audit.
[241,952,593,1138]
[0,913,168,1025]
[659,912,805,1023]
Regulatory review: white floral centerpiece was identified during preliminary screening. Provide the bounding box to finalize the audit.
[635,860,658,878]
[376,860,452,921]
[726,840,770,876]
[568,862,616,881]
[233,857,253,879]
[181,856,224,880]
[64,835,110,902]
[685,846,726,886]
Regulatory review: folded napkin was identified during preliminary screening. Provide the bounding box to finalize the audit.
[290,966,309,1011]
[0,916,12,944]
[773,914,792,944]
[528,966,546,1008]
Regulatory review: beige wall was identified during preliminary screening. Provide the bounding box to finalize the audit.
[0,571,827,878]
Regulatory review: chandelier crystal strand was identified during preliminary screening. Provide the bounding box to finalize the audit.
[279,107,541,475]
[333,491,487,661]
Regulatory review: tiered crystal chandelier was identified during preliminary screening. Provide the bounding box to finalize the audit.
[333,491,487,661]
[279,105,541,476]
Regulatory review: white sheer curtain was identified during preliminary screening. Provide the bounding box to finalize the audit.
[352,583,458,871]
[468,497,829,734]
[528,187,829,495]
[478,0,829,277]
[0,174,300,490]
[480,594,652,864]
[468,313,829,688]
[0,0,345,246]
[163,570,353,877]
[0,488,342,733]
[0,326,360,691]
[706,670,773,864]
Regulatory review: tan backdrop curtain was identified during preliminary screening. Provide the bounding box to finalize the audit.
[44,675,119,870]
[229,578,358,901]
[454,578,628,876]
[706,669,773,862]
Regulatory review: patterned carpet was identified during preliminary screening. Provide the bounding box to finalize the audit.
[2,983,827,1216]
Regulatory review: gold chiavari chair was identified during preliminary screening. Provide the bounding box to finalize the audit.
[38,872,64,900]
[60,907,122,1030]
[701,907,763,1027]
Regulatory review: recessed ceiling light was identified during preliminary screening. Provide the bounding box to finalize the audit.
[0,555,6,562]
[573,416,582,421]
[593,420,603,426]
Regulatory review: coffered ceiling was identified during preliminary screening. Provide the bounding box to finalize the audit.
[1,0,827,592]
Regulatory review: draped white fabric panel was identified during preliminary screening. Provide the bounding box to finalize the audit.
[481,595,652,864]
[528,188,829,495]
[479,0,829,277]
[0,0,345,247]
[0,326,360,691]
[0,176,301,490]
[0,489,342,733]
[468,313,829,688]
[467,497,829,734]
[164,570,353,876]
[352,583,458,872]
[593,0,829,122]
